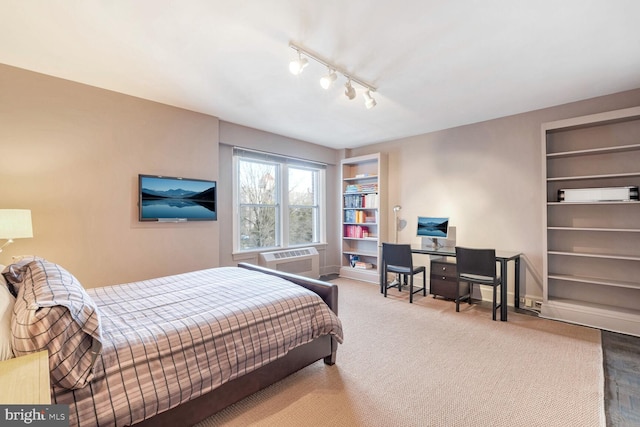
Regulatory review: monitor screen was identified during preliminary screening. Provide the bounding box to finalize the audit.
[139,174,217,221]
[416,216,449,239]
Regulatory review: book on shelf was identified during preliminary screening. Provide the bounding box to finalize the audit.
[343,224,370,238]
[353,261,373,269]
[343,193,379,209]
[345,210,367,223]
[344,183,379,194]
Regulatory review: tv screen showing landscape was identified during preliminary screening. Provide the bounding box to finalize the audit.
[416,216,449,238]
[139,174,217,221]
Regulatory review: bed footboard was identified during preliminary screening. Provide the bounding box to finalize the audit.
[237,262,338,315]
[238,262,339,365]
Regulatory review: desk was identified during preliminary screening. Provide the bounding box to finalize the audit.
[382,246,520,321]
[411,246,521,321]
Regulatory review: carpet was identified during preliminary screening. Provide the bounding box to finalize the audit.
[196,278,604,426]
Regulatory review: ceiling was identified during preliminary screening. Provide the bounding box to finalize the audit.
[1,1,639,149]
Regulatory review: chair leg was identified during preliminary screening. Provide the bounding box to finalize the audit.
[422,272,426,296]
[492,285,497,321]
[384,275,388,298]
[409,275,414,303]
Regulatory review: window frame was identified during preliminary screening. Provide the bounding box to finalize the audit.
[233,148,326,253]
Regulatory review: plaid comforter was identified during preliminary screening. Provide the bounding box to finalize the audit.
[51,267,343,427]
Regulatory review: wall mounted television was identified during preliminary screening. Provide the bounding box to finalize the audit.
[138,174,217,222]
[416,216,449,248]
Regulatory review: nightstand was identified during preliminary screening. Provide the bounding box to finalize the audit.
[0,350,51,404]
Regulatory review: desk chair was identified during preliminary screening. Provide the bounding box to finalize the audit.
[454,246,502,320]
[381,243,426,303]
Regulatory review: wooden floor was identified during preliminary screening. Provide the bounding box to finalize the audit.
[602,331,640,427]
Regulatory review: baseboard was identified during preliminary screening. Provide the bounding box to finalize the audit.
[541,299,640,337]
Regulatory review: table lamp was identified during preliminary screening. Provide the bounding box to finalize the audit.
[0,209,33,253]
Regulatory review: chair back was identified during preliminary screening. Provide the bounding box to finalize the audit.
[455,247,496,277]
[382,243,413,269]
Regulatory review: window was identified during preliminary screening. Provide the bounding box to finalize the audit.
[234,148,325,252]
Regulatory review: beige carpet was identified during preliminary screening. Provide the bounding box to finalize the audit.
[196,278,604,427]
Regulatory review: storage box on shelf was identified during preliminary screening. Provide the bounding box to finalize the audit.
[542,106,640,337]
[340,153,387,283]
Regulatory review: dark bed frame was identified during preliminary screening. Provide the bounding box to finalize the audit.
[134,263,339,427]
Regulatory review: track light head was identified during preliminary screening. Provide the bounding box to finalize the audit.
[363,90,377,109]
[320,69,337,89]
[344,79,356,100]
[288,42,378,108]
[289,53,308,75]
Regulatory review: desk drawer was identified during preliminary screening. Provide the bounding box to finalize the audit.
[431,260,456,278]
[430,259,458,299]
[430,276,458,299]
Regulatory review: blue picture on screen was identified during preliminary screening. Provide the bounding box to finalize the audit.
[139,175,217,221]
[416,216,449,238]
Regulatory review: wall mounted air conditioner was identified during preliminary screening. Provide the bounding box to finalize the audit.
[258,247,320,279]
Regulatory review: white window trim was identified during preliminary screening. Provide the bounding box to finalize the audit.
[232,148,326,253]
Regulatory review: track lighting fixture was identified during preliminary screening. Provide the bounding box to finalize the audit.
[289,42,378,108]
[289,51,308,75]
[344,79,356,100]
[320,69,337,89]
[363,90,377,109]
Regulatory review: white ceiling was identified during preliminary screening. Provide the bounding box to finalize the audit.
[1,1,639,149]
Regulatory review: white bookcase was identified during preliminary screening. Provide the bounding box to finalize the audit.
[542,106,640,337]
[340,153,387,283]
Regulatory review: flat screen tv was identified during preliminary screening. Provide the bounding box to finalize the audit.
[417,216,449,247]
[138,174,217,222]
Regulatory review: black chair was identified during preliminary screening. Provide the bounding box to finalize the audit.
[454,246,502,320]
[381,243,426,303]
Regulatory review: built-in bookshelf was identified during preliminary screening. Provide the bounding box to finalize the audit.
[340,153,387,283]
[542,106,640,337]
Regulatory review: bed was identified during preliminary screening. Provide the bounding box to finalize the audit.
[2,258,343,427]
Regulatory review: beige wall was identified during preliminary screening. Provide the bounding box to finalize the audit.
[2,61,638,301]
[349,89,640,301]
[218,122,341,274]
[0,64,220,288]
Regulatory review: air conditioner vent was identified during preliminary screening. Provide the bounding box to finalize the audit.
[259,247,319,278]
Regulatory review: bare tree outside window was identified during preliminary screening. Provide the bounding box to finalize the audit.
[289,167,318,245]
[234,149,324,252]
[238,159,279,250]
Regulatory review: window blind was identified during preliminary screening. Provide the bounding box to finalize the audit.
[233,147,327,169]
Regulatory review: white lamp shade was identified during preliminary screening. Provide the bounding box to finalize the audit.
[0,209,33,239]
[363,90,377,109]
[320,71,337,89]
[344,81,356,100]
[289,57,308,75]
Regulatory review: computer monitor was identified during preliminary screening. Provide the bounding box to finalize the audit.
[417,216,449,248]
